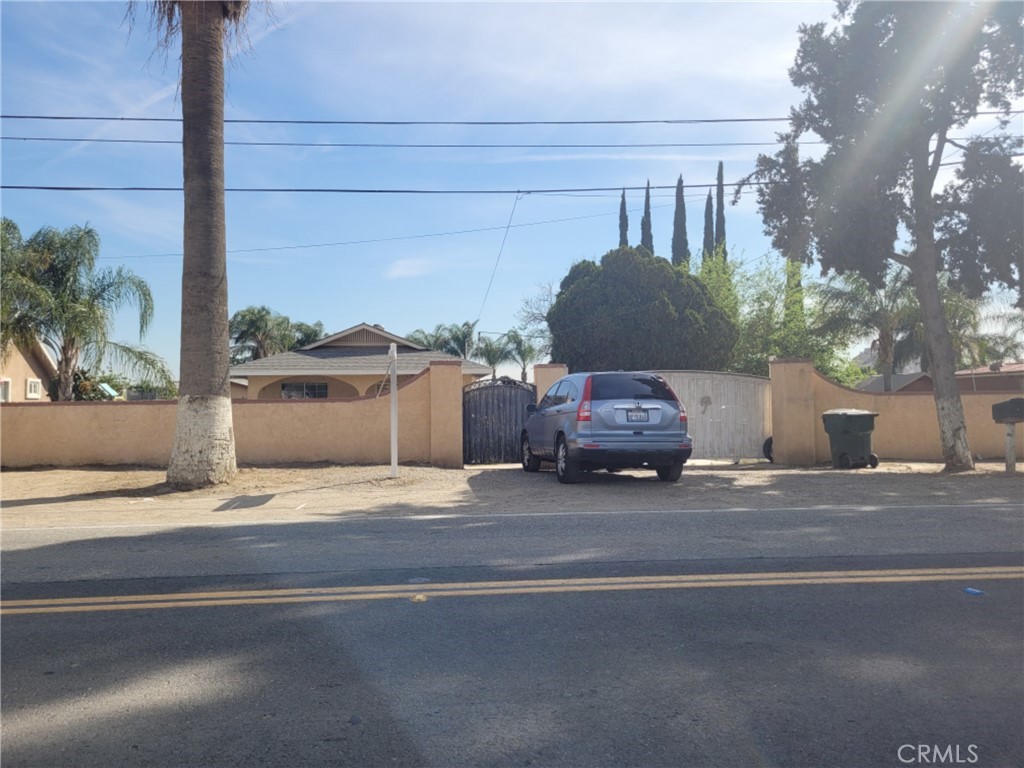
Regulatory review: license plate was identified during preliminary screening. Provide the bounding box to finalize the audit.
[627,409,649,423]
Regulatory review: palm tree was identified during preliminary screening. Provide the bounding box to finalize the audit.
[1,218,46,359]
[895,288,1024,373]
[406,324,451,352]
[291,320,325,349]
[1,221,171,401]
[812,268,918,392]
[473,336,512,379]
[229,305,293,362]
[443,321,478,359]
[139,1,251,487]
[505,329,545,383]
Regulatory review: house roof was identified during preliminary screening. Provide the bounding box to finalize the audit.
[230,323,490,378]
[855,372,931,392]
[300,322,428,351]
[957,362,1024,376]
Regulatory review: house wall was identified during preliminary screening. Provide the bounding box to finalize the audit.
[534,364,568,403]
[248,373,483,400]
[0,344,53,402]
[1,362,463,469]
[770,359,1024,465]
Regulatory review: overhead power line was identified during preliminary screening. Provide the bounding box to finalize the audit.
[1,136,820,150]
[1,181,783,195]
[5,162,995,196]
[1,114,792,126]
[2,110,1016,126]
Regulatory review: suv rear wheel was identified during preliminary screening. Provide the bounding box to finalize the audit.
[555,437,581,484]
[656,460,683,482]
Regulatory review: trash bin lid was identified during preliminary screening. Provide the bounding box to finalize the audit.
[822,409,879,416]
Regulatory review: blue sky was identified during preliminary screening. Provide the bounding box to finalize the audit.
[1,1,890,378]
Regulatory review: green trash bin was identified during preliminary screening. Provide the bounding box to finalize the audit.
[821,409,879,469]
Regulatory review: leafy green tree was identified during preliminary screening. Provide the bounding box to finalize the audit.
[473,336,513,379]
[639,181,654,254]
[132,377,180,400]
[291,321,325,349]
[1,222,171,401]
[730,257,863,384]
[699,244,739,329]
[702,190,714,259]
[714,161,727,259]
[784,0,1022,470]
[618,189,629,249]
[671,176,690,269]
[547,247,737,372]
[136,0,254,487]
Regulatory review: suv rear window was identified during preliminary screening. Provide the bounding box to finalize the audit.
[591,373,676,401]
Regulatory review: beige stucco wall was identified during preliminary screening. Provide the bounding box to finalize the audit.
[534,364,568,404]
[1,363,465,469]
[770,359,1024,465]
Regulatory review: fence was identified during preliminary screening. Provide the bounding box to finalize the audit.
[0,361,465,469]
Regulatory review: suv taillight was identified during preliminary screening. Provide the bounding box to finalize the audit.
[577,375,593,422]
[664,381,687,425]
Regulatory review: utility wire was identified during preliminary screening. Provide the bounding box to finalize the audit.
[477,193,524,325]
[0,136,815,149]
[0,181,780,194]
[1,114,792,126]
[2,110,1016,125]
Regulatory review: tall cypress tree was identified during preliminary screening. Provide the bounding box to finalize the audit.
[671,175,690,268]
[702,189,714,258]
[640,180,654,254]
[715,161,727,259]
[618,189,629,248]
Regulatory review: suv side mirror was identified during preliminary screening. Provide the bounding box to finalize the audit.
[526,403,537,414]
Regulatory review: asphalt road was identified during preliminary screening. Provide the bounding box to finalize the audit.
[2,498,1022,768]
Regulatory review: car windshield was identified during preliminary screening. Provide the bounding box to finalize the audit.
[591,374,675,401]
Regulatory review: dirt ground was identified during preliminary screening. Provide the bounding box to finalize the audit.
[2,460,1021,529]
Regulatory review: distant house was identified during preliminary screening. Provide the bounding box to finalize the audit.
[955,362,1024,393]
[0,341,57,403]
[229,322,490,400]
[856,362,1024,394]
[856,372,933,393]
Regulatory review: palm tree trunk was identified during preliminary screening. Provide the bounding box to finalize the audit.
[167,1,237,487]
[910,139,973,471]
[57,344,78,401]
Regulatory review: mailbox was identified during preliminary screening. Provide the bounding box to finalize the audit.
[992,398,1024,424]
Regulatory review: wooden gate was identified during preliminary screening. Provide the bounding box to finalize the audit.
[463,378,537,464]
[656,371,772,460]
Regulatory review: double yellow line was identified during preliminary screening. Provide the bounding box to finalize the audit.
[2,566,1020,616]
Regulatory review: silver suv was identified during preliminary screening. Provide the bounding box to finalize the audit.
[521,372,693,483]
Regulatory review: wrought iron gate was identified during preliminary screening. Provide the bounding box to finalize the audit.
[463,378,537,464]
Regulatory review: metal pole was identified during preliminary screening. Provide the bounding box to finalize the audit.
[390,343,399,478]
[1006,423,1017,474]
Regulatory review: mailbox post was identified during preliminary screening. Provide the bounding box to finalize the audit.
[992,398,1024,473]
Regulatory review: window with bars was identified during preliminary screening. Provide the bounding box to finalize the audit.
[281,382,328,399]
